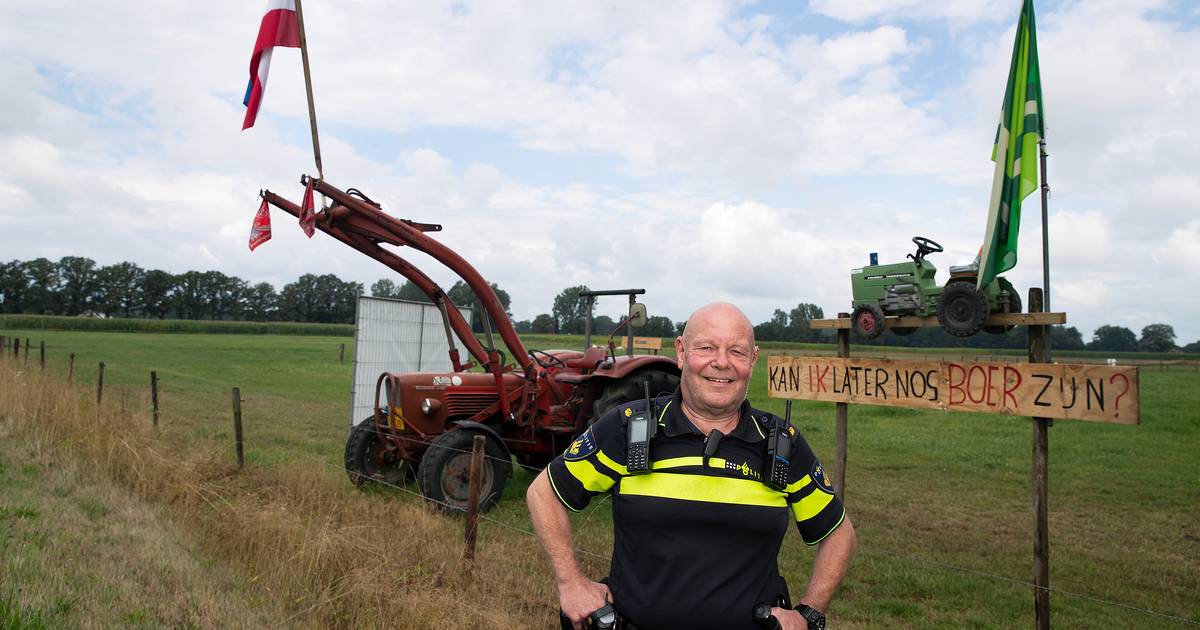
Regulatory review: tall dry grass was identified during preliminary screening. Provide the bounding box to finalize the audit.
[0,361,576,628]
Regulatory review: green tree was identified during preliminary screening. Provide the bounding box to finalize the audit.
[397,281,432,303]
[95,262,145,317]
[754,310,789,341]
[552,285,592,335]
[788,303,825,342]
[242,282,279,321]
[57,256,99,315]
[643,315,675,338]
[371,278,400,298]
[0,260,27,313]
[278,273,362,323]
[592,315,616,336]
[139,270,176,319]
[172,271,211,320]
[22,258,60,314]
[1051,325,1085,350]
[1138,324,1176,353]
[1088,325,1138,352]
[447,280,511,333]
[531,313,557,334]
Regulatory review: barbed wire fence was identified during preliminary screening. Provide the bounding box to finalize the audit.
[3,338,1199,626]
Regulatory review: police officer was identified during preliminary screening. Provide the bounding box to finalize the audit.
[527,302,856,630]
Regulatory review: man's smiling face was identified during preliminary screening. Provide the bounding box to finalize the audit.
[674,303,760,422]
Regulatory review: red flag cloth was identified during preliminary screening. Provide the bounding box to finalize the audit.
[249,198,272,251]
[242,0,300,130]
[299,179,316,237]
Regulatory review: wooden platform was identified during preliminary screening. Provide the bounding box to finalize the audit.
[811,312,1066,330]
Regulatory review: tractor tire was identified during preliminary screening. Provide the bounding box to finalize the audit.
[344,417,413,487]
[593,369,680,422]
[938,282,990,337]
[984,291,1023,335]
[418,429,512,513]
[851,304,886,339]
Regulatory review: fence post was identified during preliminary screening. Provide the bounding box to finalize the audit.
[97,362,105,404]
[232,387,244,468]
[68,353,76,384]
[151,371,160,428]
[835,312,850,501]
[339,343,345,363]
[463,434,486,563]
[12,337,18,359]
[24,338,30,367]
[0,335,5,353]
[40,341,45,370]
[1027,288,1051,630]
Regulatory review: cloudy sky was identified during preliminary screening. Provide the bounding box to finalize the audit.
[2,0,1198,344]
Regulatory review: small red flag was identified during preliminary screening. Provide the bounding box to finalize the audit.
[249,198,272,251]
[300,179,316,238]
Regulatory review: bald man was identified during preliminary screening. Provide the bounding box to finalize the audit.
[528,303,856,630]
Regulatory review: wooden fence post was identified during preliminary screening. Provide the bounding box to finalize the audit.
[232,387,244,468]
[463,434,486,563]
[97,362,105,405]
[0,335,5,353]
[1028,288,1051,630]
[68,353,76,384]
[835,312,850,501]
[151,371,160,428]
[24,338,30,367]
[339,343,345,363]
[39,341,45,370]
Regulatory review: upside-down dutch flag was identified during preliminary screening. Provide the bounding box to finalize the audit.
[242,0,300,130]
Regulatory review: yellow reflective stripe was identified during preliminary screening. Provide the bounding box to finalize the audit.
[651,456,730,471]
[565,459,616,493]
[658,400,672,424]
[751,416,766,439]
[596,450,628,477]
[620,472,787,507]
[792,489,836,522]
[785,475,812,495]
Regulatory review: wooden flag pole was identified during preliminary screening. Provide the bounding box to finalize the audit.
[293,0,325,198]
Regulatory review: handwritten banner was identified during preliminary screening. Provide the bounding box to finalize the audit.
[767,355,1139,424]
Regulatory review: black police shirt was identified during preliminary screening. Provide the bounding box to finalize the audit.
[547,390,846,630]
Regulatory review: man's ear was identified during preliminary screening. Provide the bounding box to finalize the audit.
[674,336,685,368]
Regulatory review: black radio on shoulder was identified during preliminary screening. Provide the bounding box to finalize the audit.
[764,400,793,491]
[626,381,657,474]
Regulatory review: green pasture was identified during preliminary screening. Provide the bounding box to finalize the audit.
[2,327,1197,627]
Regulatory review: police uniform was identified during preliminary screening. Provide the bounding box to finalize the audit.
[547,389,846,630]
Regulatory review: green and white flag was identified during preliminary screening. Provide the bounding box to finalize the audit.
[978,0,1045,290]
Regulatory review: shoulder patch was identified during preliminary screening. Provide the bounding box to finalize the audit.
[811,460,835,494]
[564,428,598,462]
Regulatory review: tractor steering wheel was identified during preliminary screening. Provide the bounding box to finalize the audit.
[911,236,944,262]
[529,349,567,369]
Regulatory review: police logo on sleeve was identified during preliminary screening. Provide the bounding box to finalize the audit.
[564,428,598,462]
[811,461,835,494]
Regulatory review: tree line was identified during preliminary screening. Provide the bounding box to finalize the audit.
[1,258,1194,352]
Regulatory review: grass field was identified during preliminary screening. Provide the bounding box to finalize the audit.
[0,328,1197,628]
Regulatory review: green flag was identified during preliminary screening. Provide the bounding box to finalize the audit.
[978,0,1045,290]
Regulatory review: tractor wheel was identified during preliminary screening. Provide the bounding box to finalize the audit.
[851,304,886,339]
[938,282,990,337]
[593,369,680,422]
[984,291,1023,335]
[418,429,512,513]
[344,417,413,487]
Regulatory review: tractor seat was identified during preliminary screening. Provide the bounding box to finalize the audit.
[564,346,609,370]
[949,253,981,276]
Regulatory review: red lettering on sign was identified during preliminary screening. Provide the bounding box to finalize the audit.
[1003,366,1022,408]
[986,365,999,406]
[816,365,829,393]
[967,365,987,404]
[947,363,966,405]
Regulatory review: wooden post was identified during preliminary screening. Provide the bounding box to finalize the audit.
[96,362,105,405]
[24,338,30,366]
[1027,288,1051,630]
[0,335,5,353]
[835,312,850,500]
[39,340,45,370]
[12,337,18,359]
[151,371,160,428]
[463,434,486,563]
[68,353,75,384]
[232,387,244,468]
[339,343,345,363]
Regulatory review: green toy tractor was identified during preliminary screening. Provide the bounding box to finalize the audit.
[849,236,1021,339]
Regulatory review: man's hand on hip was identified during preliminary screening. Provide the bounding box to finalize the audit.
[560,577,612,630]
[771,607,809,630]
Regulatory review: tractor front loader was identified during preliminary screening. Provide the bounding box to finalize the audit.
[261,176,679,511]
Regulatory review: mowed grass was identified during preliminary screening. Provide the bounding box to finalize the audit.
[1,328,1198,628]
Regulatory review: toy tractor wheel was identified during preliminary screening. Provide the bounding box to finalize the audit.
[984,291,1023,335]
[593,369,680,422]
[851,304,886,339]
[418,429,512,513]
[938,282,989,337]
[344,417,413,487]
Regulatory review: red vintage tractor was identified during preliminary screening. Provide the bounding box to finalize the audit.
[260,177,680,511]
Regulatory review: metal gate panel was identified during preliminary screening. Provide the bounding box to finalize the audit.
[349,297,472,427]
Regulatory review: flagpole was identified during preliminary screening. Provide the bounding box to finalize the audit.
[1039,139,1050,312]
[293,0,325,191]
